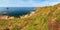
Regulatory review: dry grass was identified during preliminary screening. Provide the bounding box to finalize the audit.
[0,4,60,30]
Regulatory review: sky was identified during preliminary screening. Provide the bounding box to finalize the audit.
[0,0,60,7]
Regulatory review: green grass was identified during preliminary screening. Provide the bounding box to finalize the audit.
[0,4,60,30]
[0,21,8,28]
[11,25,20,30]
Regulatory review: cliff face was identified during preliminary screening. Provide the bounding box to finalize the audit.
[0,4,60,30]
[19,3,60,30]
[35,3,60,30]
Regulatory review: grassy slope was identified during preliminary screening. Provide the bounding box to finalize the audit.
[0,4,60,30]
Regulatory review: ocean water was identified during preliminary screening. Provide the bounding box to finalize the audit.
[0,7,35,17]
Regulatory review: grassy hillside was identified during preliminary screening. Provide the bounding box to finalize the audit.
[0,4,60,30]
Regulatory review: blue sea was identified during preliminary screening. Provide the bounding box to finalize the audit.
[0,7,35,17]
